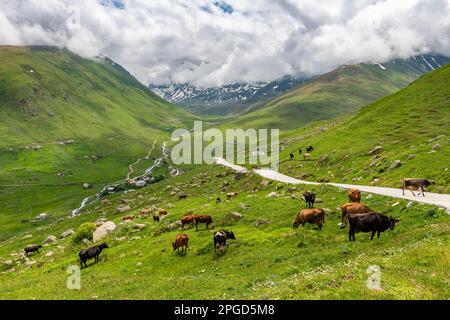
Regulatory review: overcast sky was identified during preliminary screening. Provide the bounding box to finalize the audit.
[1,0,450,87]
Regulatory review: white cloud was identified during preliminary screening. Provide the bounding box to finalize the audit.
[0,0,450,86]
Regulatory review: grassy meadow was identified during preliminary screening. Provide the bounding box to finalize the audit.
[278,64,450,193]
[0,164,448,299]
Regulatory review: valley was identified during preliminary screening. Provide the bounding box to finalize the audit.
[0,46,449,301]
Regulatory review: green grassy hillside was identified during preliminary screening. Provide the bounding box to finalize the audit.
[222,58,448,130]
[0,46,195,239]
[278,63,450,192]
[0,164,448,299]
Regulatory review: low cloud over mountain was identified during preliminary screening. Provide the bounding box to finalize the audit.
[1,0,450,86]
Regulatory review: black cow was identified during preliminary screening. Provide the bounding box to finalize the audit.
[24,244,42,255]
[298,149,302,155]
[178,194,187,200]
[303,191,316,208]
[290,153,294,160]
[348,213,399,241]
[306,146,314,153]
[214,229,236,250]
[79,243,109,268]
[153,215,160,222]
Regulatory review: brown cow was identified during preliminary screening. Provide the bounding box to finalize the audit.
[340,202,375,228]
[293,208,325,230]
[181,214,196,229]
[402,178,435,197]
[194,214,213,230]
[121,215,134,222]
[347,188,361,203]
[158,209,168,216]
[140,208,152,216]
[172,234,189,253]
[227,192,238,199]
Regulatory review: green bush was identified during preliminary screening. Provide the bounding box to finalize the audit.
[72,222,96,245]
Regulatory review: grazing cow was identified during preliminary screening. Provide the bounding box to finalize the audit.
[121,215,134,221]
[216,197,222,203]
[290,153,294,160]
[303,153,311,160]
[178,194,187,200]
[402,178,435,197]
[298,149,302,155]
[348,213,399,241]
[79,243,108,268]
[214,229,236,250]
[340,202,375,227]
[24,244,42,256]
[181,214,196,229]
[303,191,316,208]
[158,209,168,216]
[306,146,314,153]
[194,214,213,230]
[293,208,325,230]
[172,234,189,253]
[153,215,160,223]
[227,192,238,199]
[348,188,361,203]
[140,208,152,216]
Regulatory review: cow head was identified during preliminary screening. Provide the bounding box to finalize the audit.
[428,180,436,186]
[227,231,236,239]
[172,242,177,250]
[389,218,400,230]
[292,220,300,229]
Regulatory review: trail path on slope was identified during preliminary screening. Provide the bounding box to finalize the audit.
[126,139,157,180]
[214,158,450,212]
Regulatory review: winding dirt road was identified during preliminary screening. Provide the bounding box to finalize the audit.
[214,158,450,212]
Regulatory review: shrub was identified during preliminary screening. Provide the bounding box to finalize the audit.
[72,222,96,245]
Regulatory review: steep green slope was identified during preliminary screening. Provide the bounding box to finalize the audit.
[222,56,449,130]
[279,63,450,192]
[0,165,448,299]
[0,46,195,239]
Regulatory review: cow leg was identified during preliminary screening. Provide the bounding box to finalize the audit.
[409,188,416,196]
[377,231,381,238]
[420,187,425,197]
[370,231,376,240]
[340,212,347,228]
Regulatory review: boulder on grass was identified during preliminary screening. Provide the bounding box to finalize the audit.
[93,221,117,242]
[60,229,75,239]
[43,235,57,244]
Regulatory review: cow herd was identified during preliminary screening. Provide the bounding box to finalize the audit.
[294,188,401,242]
[22,174,435,268]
